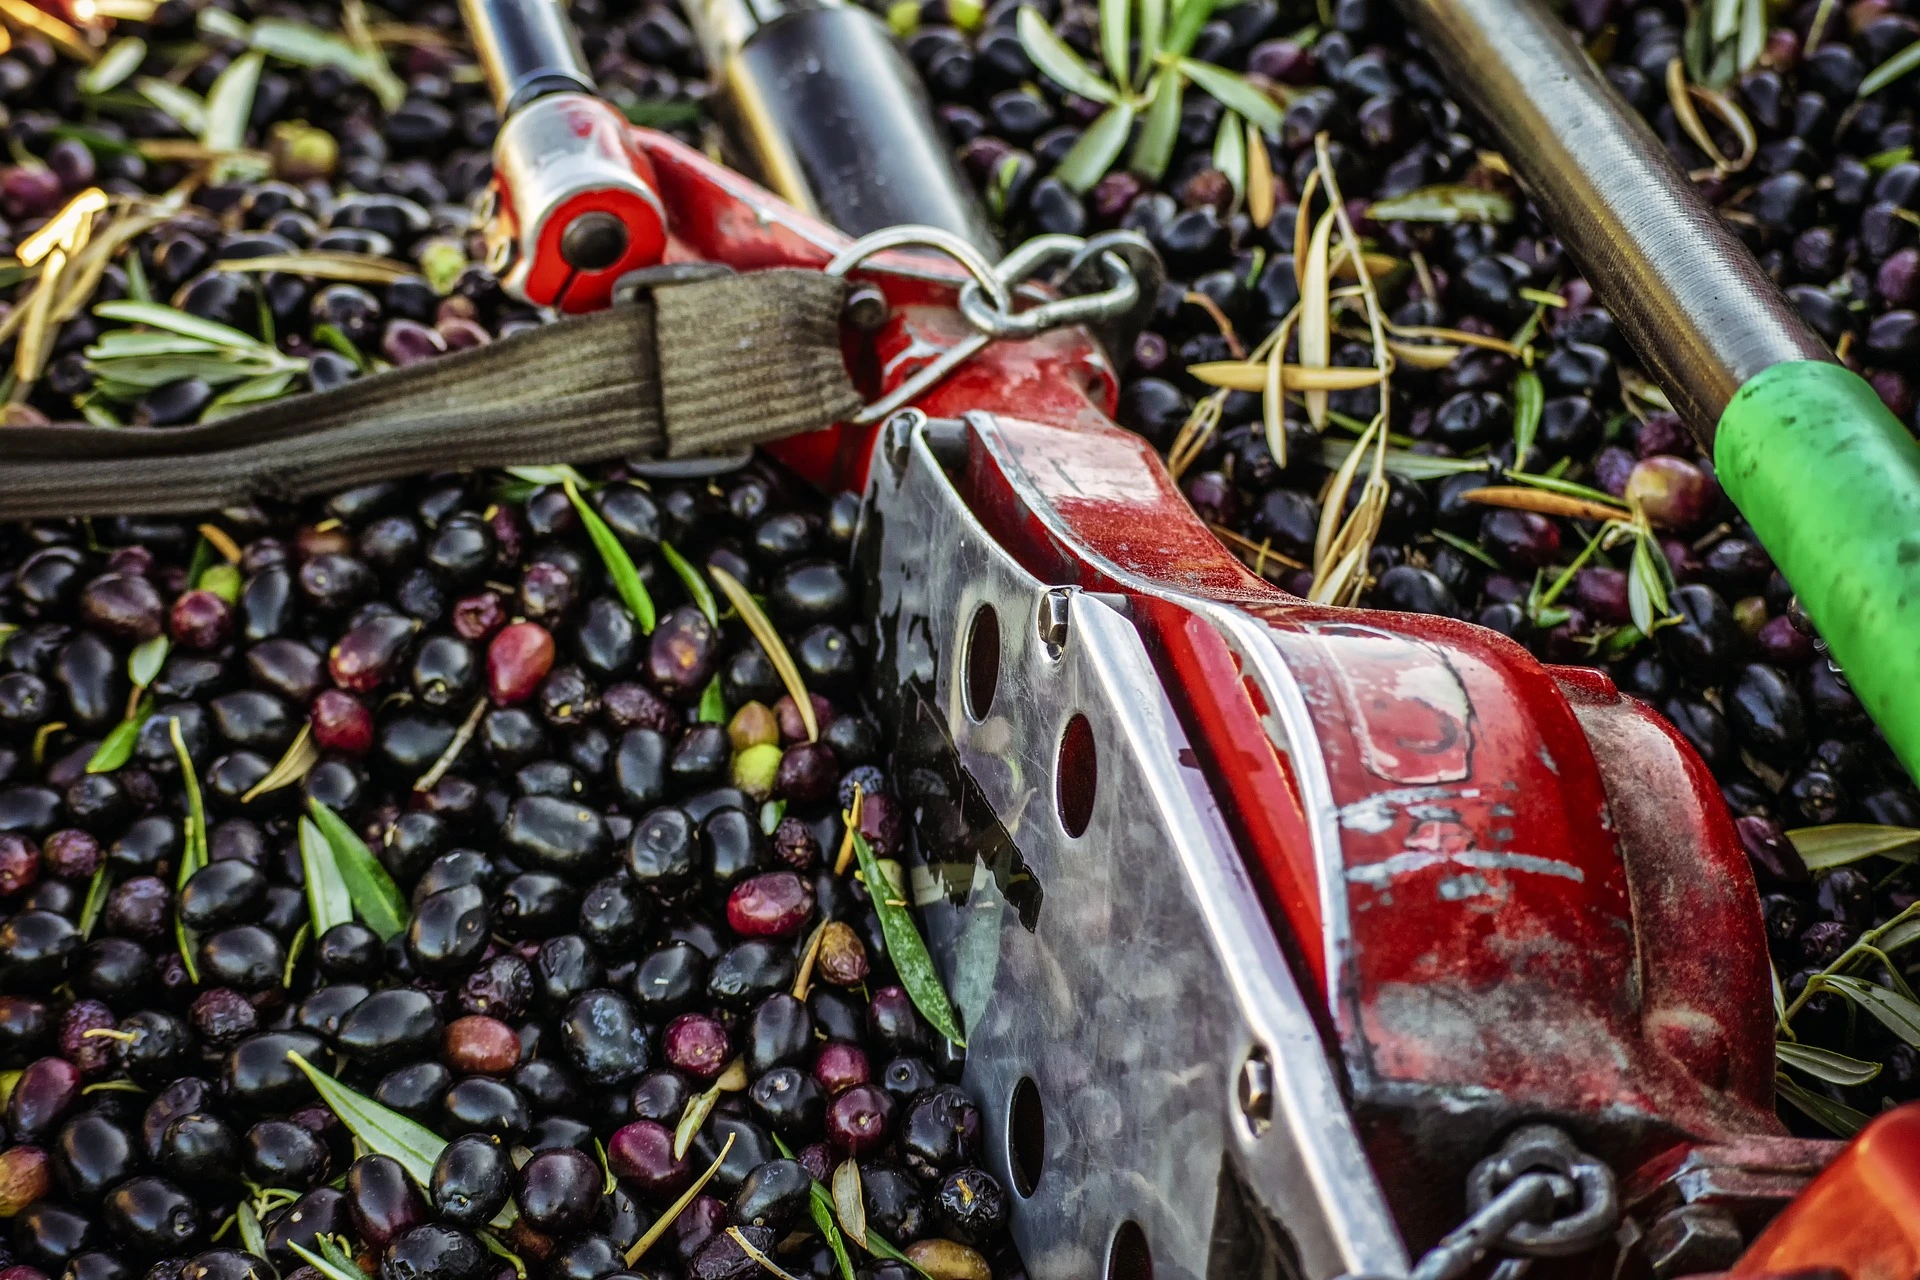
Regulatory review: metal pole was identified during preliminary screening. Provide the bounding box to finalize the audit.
[1394,0,1830,445]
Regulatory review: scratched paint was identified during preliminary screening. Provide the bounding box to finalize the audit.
[1345,848,1587,889]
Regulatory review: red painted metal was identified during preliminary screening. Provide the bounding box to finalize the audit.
[618,125,1895,1256]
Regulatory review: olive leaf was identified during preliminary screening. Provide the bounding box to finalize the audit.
[82,38,147,96]
[1317,437,1488,480]
[85,697,151,774]
[1774,1072,1869,1138]
[697,678,727,725]
[286,1051,448,1185]
[298,816,354,936]
[1099,0,1129,87]
[241,723,318,802]
[1628,530,1670,638]
[1015,7,1117,103]
[1511,369,1543,473]
[237,1200,268,1259]
[1211,110,1246,205]
[79,866,113,940]
[710,566,817,742]
[290,1237,373,1280]
[283,921,308,988]
[832,1159,868,1248]
[1131,70,1183,181]
[659,541,717,627]
[1775,1040,1883,1086]
[249,17,405,111]
[1787,823,1920,870]
[850,831,965,1045]
[307,798,408,939]
[1367,185,1516,224]
[1821,974,1920,1047]
[172,718,209,886]
[766,1135,858,1280]
[565,478,658,635]
[728,1227,803,1280]
[203,50,264,153]
[130,634,170,688]
[1861,39,1920,97]
[134,77,207,135]
[625,1132,737,1266]
[1176,58,1281,132]
[1054,102,1135,194]
[673,1081,721,1161]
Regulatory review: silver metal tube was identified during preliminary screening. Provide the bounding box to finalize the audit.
[1394,0,1830,444]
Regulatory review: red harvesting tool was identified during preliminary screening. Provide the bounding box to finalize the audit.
[465,0,1920,1275]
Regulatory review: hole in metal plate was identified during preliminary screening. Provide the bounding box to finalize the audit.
[1108,1220,1153,1280]
[1008,1075,1044,1197]
[965,602,1000,724]
[1056,712,1097,838]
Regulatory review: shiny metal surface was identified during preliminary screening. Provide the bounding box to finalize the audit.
[860,415,1407,1280]
[1395,0,1829,442]
[460,0,595,114]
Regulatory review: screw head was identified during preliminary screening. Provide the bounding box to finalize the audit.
[559,211,630,271]
[1237,1049,1273,1134]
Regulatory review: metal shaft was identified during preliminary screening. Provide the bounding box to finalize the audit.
[686,0,996,254]
[1394,0,1829,444]
[461,0,597,115]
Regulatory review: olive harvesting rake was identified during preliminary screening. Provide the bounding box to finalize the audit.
[275,0,1920,1273]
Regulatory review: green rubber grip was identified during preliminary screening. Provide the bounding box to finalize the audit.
[1716,361,1920,779]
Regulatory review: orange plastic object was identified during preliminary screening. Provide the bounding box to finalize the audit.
[1734,1103,1920,1280]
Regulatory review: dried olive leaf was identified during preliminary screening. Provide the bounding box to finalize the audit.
[242,723,319,802]
[674,1081,721,1160]
[710,566,817,742]
[728,1227,804,1280]
[298,816,354,936]
[287,1050,447,1184]
[566,478,658,635]
[1787,823,1920,870]
[832,1159,868,1248]
[850,831,965,1045]
[1774,1072,1868,1138]
[1368,184,1515,224]
[626,1132,737,1265]
[307,798,408,939]
[1775,1040,1883,1086]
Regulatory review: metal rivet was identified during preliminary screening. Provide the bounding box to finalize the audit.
[844,283,890,332]
[1038,588,1071,655]
[1237,1049,1273,1135]
[883,409,924,476]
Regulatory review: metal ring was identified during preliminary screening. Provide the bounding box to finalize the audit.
[825,225,1011,315]
[956,244,1140,339]
[1464,1127,1618,1259]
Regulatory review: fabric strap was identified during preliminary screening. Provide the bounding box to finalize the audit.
[0,267,861,518]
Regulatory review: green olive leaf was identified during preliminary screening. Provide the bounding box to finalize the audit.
[1788,823,1920,870]
[1511,369,1543,473]
[1774,1072,1869,1137]
[307,798,408,939]
[660,541,717,627]
[566,478,658,634]
[86,697,152,774]
[286,1050,447,1185]
[850,831,965,1045]
[1775,1040,1883,1086]
[1015,6,1117,103]
[298,816,354,936]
